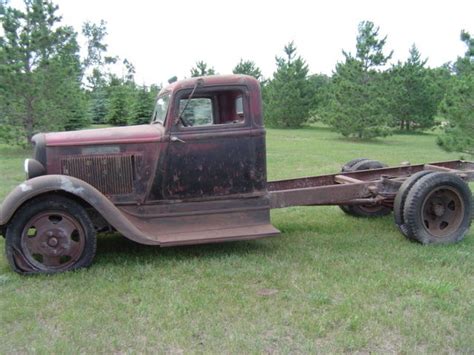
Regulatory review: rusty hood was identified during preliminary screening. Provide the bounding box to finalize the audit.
[43,124,165,147]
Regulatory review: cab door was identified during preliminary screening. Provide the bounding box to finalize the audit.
[162,87,264,200]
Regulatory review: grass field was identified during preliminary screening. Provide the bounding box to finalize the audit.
[0,126,473,353]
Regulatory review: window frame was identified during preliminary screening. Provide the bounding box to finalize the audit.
[171,86,250,132]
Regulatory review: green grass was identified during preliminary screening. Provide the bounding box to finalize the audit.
[0,127,473,353]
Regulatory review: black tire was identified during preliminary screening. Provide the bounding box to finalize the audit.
[339,159,391,217]
[403,172,472,244]
[5,195,96,274]
[393,170,434,238]
[339,158,370,213]
[341,158,370,172]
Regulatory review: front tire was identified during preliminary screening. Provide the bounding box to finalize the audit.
[5,195,96,274]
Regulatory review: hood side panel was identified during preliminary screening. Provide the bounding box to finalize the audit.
[44,124,164,147]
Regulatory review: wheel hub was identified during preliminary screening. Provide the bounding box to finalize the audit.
[422,186,465,238]
[432,203,445,217]
[47,236,59,247]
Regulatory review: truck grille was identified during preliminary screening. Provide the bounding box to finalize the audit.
[61,154,139,195]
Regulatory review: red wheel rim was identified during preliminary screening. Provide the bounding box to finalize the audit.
[20,210,86,271]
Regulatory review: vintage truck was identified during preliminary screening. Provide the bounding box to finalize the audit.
[1,75,473,274]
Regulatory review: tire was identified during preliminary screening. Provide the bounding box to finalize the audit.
[403,172,472,244]
[339,158,370,213]
[339,159,391,217]
[5,195,97,274]
[341,158,370,172]
[393,170,434,238]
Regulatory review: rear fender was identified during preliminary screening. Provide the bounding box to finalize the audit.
[0,175,153,244]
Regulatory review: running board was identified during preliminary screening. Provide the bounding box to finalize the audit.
[157,223,280,246]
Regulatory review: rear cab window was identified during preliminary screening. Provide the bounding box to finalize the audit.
[175,88,247,128]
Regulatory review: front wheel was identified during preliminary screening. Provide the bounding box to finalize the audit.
[5,196,96,274]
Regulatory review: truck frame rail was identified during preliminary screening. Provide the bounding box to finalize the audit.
[268,160,474,209]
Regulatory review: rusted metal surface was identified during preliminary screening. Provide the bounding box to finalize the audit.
[47,142,161,204]
[0,175,152,244]
[44,124,164,146]
[269,161,474,209]
[20,210,85,270]
[61,154,140,195]
[421,186,465,237]
[0,174,278,246]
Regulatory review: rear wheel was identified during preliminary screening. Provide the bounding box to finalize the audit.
[403,172,472,244]
[339,159,391,217]
[393,170,434,237]
[341,158,370,172]
[5,196,96,274]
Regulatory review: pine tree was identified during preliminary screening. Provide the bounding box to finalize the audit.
[232,59,262,81]
[106,77,131,126]
[321,21,393,139]
[190,61,215,77]
[388,45,439,131]
[263,42,312,127]
[0,0,87,142]
[88,86,108,124]
[437,30,474,155]
[131,85,158,125]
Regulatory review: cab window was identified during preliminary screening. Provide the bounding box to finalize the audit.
[176,89,246,128]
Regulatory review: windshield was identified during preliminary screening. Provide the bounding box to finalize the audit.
[151,93,170,124]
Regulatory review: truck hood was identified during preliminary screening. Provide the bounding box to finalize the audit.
[43,124,165,146]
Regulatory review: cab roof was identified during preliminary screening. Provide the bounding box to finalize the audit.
[160,74,260,95]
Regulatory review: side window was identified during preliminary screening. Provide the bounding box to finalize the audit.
[179,98,213,127]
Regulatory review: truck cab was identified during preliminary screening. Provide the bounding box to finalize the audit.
[1,75,280,274]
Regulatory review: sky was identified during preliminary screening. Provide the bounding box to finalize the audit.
[9,0,474,85]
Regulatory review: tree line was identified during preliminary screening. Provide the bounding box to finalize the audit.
[0,1,472,155]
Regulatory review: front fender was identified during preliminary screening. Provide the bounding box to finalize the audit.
[0,175,154,244]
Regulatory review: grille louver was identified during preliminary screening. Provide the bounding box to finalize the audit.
[61,154,140,195]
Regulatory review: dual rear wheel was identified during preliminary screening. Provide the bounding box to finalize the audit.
[393,172,472,244]
[340,158,472,244]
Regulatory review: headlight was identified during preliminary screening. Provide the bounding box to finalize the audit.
[24,159,46,180]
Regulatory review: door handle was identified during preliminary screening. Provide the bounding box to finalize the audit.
[171,136,186,143]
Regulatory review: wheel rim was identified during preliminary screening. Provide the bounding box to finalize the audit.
[20,210,86,271]
[421,186,465,238]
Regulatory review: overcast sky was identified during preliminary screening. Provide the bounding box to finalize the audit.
[11,0,474,85]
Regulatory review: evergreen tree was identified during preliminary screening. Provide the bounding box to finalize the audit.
[437,30,474,155]
[130,85,159,125]
[0,0,87,143]
[388,45,439,130]
[106,76,131,126]
[308,73,331,121]
[321,21,393,139]
[88,86,108,124]
[232,59,262,81]
[263,42,312,127]
[190,61,215,77]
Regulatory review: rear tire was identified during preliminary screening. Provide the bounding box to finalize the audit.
[339,159,391,217]
[393,170,434,237]
[341,158,370,172]
[403,172,472,244]
[5,195,96,274]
